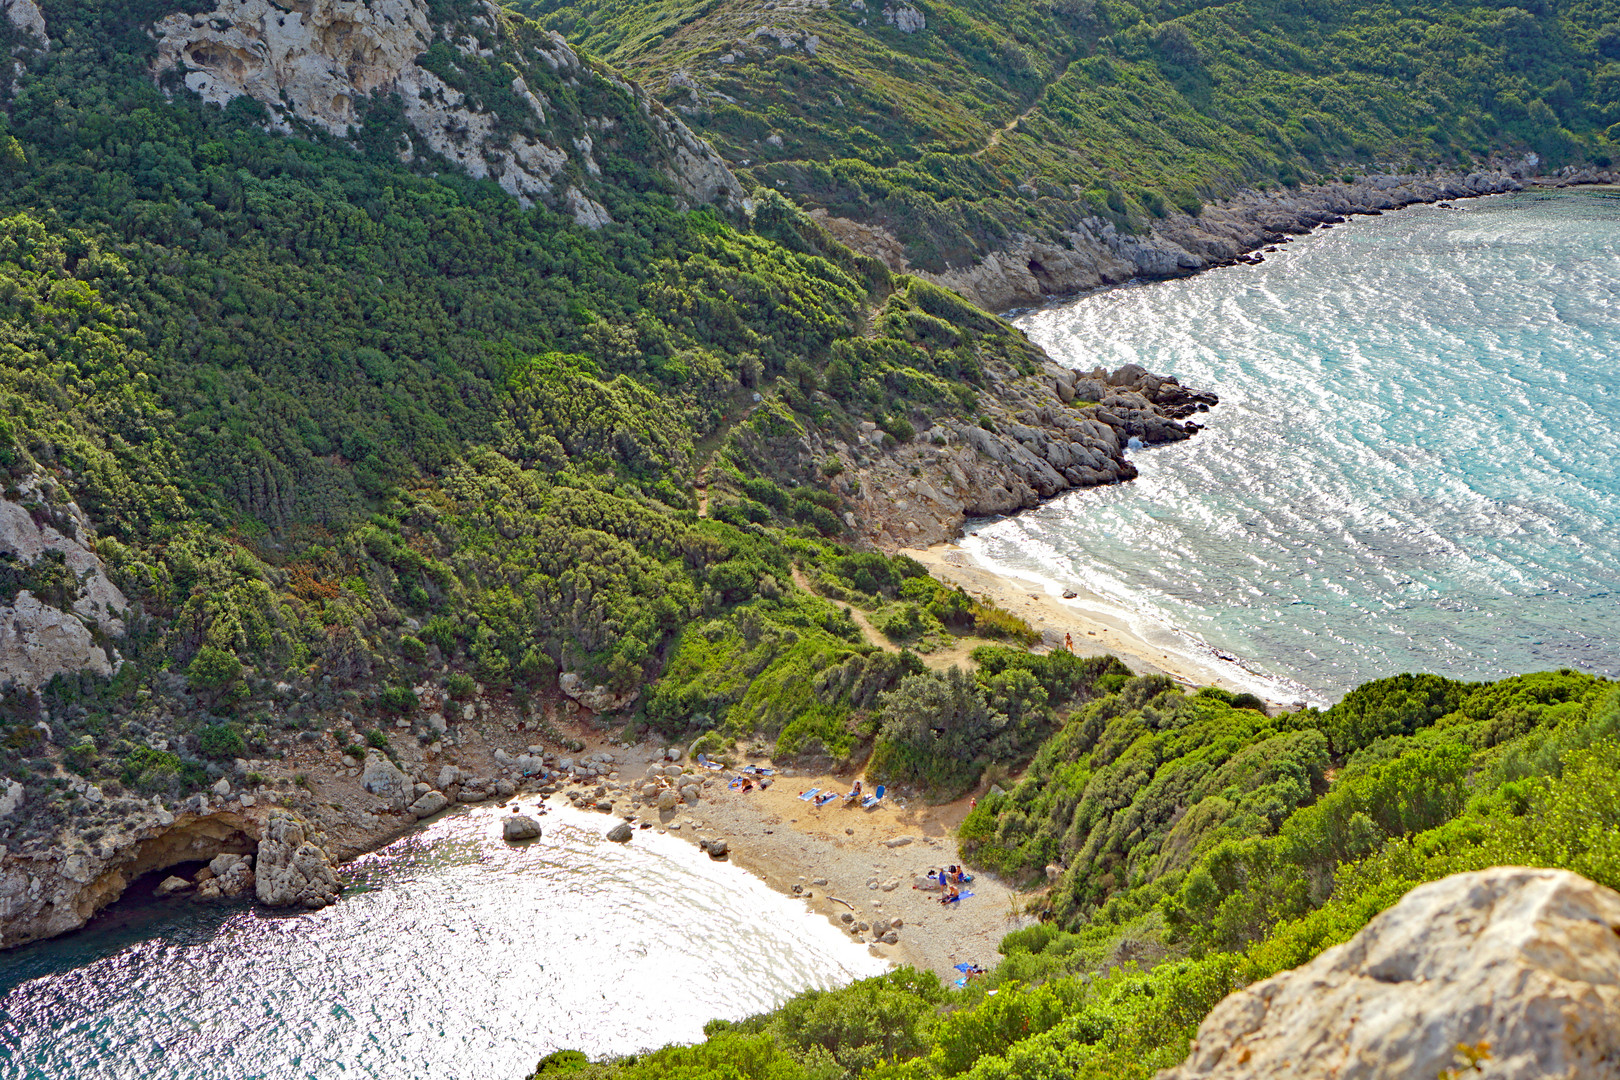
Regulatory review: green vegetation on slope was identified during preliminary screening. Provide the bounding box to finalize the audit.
[535,671,1619,1080]
[0,1,1043,837]
[517,0,1620,269]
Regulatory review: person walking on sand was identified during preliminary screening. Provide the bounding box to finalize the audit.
[1065,632,1074,654]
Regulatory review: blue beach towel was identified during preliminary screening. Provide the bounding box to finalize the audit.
[797,788,821,801]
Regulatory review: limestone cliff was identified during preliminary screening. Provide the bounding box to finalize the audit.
[0,477,126,692]
[1160,867,1620,1080]
[146,0,743,224]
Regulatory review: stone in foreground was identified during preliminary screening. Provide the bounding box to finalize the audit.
[605,822,633,843]
[1159,867,1620,1080]
[503,815,541,841]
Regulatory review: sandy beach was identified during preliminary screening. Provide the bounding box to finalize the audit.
[534,740,1029,981]
[901,542,1321,709]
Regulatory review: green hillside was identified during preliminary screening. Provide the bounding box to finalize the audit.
[0,0,1049,837]
[519,0,1620,269]
[538,670,1620,1080]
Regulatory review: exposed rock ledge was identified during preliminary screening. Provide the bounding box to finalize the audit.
[1160,867,1620,1080]
[755,356,1216,550]
[0,803,338,947]
[143,0,742,224]
[925,169,1543,312]
[0,476,127,691]
[825,168,1589,314]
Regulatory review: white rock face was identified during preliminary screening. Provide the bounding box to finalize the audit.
[2,0,46,46]
[0,480,128,690]
[150,0,743,219]
[0,780,25,819]
[882,3,925,32]
[1160,867,1620,1080]
[254,812,341,909]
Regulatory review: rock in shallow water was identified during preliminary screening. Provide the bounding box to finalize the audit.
[255,812,341,910]
[503,815,541,841]
[1159,867,1620,1080]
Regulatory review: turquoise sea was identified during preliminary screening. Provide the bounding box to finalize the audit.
[970,188,1620,701]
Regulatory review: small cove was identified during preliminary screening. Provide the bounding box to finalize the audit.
[0,805,887,1079]
[972,188,1620,700]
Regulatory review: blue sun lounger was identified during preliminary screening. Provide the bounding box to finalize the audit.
[696,754,725,771]
[862,785,886,809]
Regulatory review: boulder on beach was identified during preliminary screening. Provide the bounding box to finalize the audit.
[503,815,541,841]
[410,790,449,819]
[707,837,728,858]
[606,822,633,843]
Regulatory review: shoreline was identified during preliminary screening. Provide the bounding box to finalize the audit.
[902,541,1325,710]
[921,167,1617,315]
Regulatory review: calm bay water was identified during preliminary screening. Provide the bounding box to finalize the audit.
[976,189,1620,701]
[0,806,885,1079]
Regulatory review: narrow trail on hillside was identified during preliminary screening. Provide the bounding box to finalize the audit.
[973,53,1083,159]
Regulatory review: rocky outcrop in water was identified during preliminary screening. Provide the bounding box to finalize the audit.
[792,357,1215,549]
[148,0,743,223]
[917,170,1538,312]
[254,812,341,909]
[0,809,257,947]
[1159,867,1620,1080]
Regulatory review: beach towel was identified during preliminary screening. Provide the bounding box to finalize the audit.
[696,754,725,771]
[728,776,748,790]
[814,792,838,807]
[797,788,821,801]
[940,891,974,904]
[740,765,775,776]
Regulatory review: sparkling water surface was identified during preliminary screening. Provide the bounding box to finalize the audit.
[0,806,886,1079]
[978,189,1620,700]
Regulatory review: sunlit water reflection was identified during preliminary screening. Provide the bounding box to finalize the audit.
[0,805,886,1079]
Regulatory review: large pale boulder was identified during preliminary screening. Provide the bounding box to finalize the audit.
[361,752,409,806]
[557,672,639,714]
[409,790,449,819]
[254,813,341,910]
[1160,867,1620,1080]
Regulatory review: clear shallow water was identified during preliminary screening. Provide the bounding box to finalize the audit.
[0,806,885,1079]
[980,189,1620,701]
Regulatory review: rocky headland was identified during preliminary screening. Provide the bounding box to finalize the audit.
[1160,867,1620,1080]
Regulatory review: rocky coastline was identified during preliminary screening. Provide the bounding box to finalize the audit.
[818,164,1618,315]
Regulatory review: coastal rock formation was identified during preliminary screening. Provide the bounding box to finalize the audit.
[921,170,1531,312]
[0,477,127,690]
[410,790,450,818]
[0,809,256,947]
[361,752,410,807]
[503,814,541,840]
[1159,867,1620,1080]
[254,812,341,909]
[195,852,254,899]
[798,357,1215,549]
[150,0,743,222]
